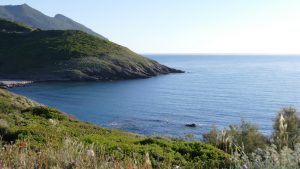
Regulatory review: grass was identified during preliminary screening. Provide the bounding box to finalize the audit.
[0,89,229,168]
[0,138,153,169]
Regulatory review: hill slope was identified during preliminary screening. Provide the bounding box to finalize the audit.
[0,89,228,168]
[0,18,35,32]
[0,19,183,81]
[0,4,106,39]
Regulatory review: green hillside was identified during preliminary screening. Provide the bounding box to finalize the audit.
[0,89,228,168]
[0,19,182,81]
[0,18,35,33]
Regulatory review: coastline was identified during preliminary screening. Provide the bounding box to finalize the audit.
[0,80,34,89]
[0,70,184,89]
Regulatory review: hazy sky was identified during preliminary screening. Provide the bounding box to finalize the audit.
[1,0,300,54]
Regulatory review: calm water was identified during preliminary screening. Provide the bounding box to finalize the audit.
[10,55,300,138]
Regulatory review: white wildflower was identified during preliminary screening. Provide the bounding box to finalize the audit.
[87,149,95,157]
[279,114,285,132]
[283,123,288,130]
[145,152,152,167]
[64,138,72,146]
[19,153,26,166]
[49,119,58,125]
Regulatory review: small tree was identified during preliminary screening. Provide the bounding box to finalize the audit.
[272,107,300,149]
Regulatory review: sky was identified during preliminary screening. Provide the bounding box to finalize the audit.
[1,0,300,54]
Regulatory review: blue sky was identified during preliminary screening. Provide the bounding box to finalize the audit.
[1,0,300,54]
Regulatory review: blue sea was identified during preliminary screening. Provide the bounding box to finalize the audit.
[10,55,300,138]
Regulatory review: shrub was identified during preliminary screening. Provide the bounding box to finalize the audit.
[272,107,300,149]
[203,120,268,155]
[0,119,9,138]
[203,126,218,146]
[21,106,67,120]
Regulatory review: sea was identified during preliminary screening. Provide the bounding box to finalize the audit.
[10,55,300,138]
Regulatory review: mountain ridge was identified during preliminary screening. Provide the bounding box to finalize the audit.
[0,3,106,39]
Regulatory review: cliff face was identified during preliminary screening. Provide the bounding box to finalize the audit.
[0,19,183,81]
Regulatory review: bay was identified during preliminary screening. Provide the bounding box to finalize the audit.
[10,55,300,138]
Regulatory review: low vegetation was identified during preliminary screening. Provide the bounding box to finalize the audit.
[0,89,228,168]
[203,107,300,169]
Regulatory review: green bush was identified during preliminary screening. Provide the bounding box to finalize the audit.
[272,107,300,149]
[21,106,67,120]
[203,120,268,154]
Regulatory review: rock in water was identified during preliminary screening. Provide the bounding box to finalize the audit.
[185,123,197,128]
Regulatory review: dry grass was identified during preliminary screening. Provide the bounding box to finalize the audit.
[0,138,155,169]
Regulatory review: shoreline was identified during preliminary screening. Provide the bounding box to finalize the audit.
[0,71,184,89]
[0,80,34,89]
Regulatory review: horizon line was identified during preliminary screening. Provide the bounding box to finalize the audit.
[142,53,300,56]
